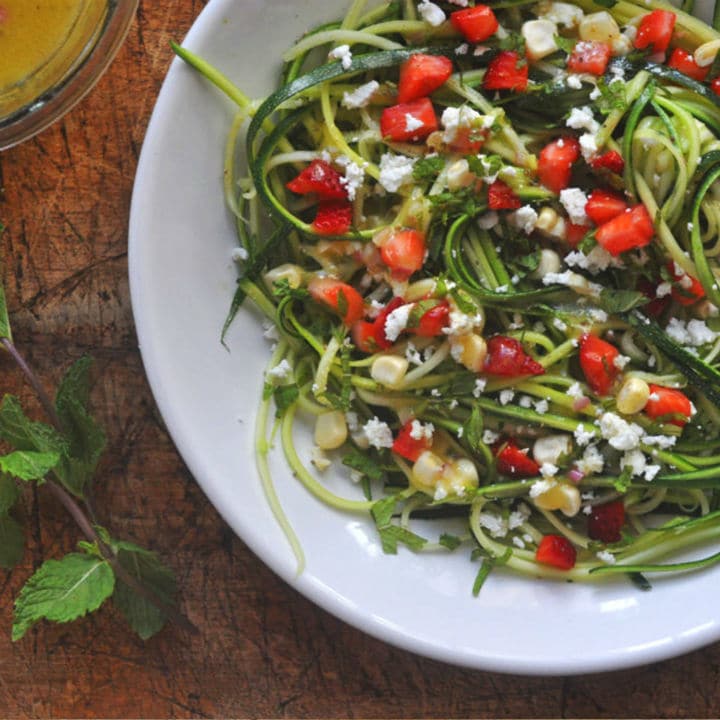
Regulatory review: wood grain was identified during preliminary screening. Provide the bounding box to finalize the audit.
[0,1,719,717]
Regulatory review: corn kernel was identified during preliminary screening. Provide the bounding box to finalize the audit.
[695,39,720,67]
[264,263,304,289]
[446,159,475,191]
[405,278,438,302]
[450,333,487,372]
[371,355,409,387]
[579,11,620,43]
[531,248,562,279]
[616,377,650,415]
[314,410,348,450]
[535,207,567,240]
[411,450,445,490]
[533,483,581,517]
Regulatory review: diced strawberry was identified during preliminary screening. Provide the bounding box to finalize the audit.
[667,48,709,81]
[487,179,521,210]
[308,277,364,326]
[397,54,454,103]
[414,300,450,337]
[712,77,720,95]
[645,384,693,426]
[312,200,353,235]
[634,9,676,54]
[484,336,545,377]
[579,333,620,396]
[482,51,528,92]
[351,320,377,353]
[537,137,580,193]
[567,41,611,75]
[585,188,628,225]
[450,5,499,43]
[372,297,406,349]
[286,159,347,200]
[536,534,577,570]
[668,262,705,305]
[588,500,625,543]
[495,440,540,478]
[590,150,625,174]
[392,420,433,462]
[380,97,438,142]
[377,228,426,279]
[595,204,654,256]
[566,222,590,247]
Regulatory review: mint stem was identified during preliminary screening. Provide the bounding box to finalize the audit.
[2,337,199,636]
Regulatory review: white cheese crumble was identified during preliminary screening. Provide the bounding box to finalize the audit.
[384,303,413,342]
[441,106,484,144]
[231,246,249,262]
[510,205,538,234]
[336,155,365,200]
[473,378,487,397]
[579,132,599,161]
[477,211,499,229]
[267,359,292,381]
[559,187,588,224]
[530,478,557,497]
[596,550,616,564]
[410,419,435,441]
[566,106,600,134]
[666,317,719,347]
[499,389,515,405]
[576,444,604,474]
[328,44,353,70]
[417,0,446,26]
[482,429,500,445]
[539,462,559,477]
[362,417,394,449]
[599,412,644,451]
[574,424,595,446]
[405,113,424,132]
[341,80,379,109]
[378,153,416,193]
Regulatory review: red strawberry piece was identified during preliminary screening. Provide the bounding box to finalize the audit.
[587,500,626,543]
[645,384,693,426]
[585,188,628,225]
[484,336,545,377]
[308,277,364,326]
[594,204,654,256]
[634,9,676,54]
[567,41,611,75]
[380,97,438,142]
[487,179,522,210]
[392,420,433,462]
[667,48,709,81]
[286,159,347,200]
[590,150,625,174]
[397,54,454,103]
[414,300,450,337]
[578,333,620,396]
[536,534,577,570]
[312,200,352,235]
[450,5,499,43]
[482,51,528,92]
[538,137,581,193]
[495,440,540,478]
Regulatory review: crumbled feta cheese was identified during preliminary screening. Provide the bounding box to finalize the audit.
[599,412,644,451]
[530,478,557,497]
[410,420,435,441]
[564,245,619,275]
[328,44,353,70]
[534,399,549,414]
[519,395,533,408]
[267,359,292,381]
[405,342,424,365]
[345,411,360,432]
[553,317,568,331]
[539,462,559,477]
[666,317,720,347]
[405,113,424,132]
[455,43,469,55]
[311,446,331,471]
[642,434,676,449]
[362,417,394,449]
[341,80,379,109]
[262,321,280,342]
[613,354,631,370]
[499,389,515,405]
[231,246,249,262]
[539,1,584,28]
[509,503,531,528]
[567,382,585,399]
[442,310,483,336]
[384,303,412,342]
[378,153,416,193]
[510,205,538,234]
[335,156,366,200]
[478,512,508,537]
[447,0,470,5]
[656,281,672,298]
[482,429,500,445]
[579,132,599,161]
[576,444,604,474]
[477,211,499,229]
[566,73,583,89]
[417,0,446,26]
[473,378,487,397]
[441,106,482,144]
[566,106,600,134]
[596,550,616,564]
[621,448,647,477]
[574,423,595,446]
[559,187,588,224]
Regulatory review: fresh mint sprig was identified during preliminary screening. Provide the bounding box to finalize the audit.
[0,273,196,640]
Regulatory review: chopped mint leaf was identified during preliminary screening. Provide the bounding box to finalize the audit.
[0,396,67,457]
[406,299,440,329]
[598,288,648,314]
[0,515,24,569]
[439,533,462,551]
[594,75,627,114]
[344,449,384,482]
[472,559,493,596]
[412,156,445,183]
[463,406,484,451]
[378,525,427,554]
[113,540,177,640]
[273,384,299,417]
[0,450,59,482]
[12,553,115,641]
[554,35,576,54]
[371,495,396,527]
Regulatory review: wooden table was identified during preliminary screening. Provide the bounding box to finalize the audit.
[1,2,720,717]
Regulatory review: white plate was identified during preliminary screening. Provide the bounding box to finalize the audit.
[129,0,720,674]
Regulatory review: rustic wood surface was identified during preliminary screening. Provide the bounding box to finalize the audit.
[1,1,720,717]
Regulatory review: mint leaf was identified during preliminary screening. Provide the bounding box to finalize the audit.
[439,533,462,550]
[344,449,384,482]
[598,288,648,314]
[412,156,445,183]
[0,395,67,456]
[273,384,299,417]
[371,495,397,527]
[112,540,177,640]
[0,515,24,568]
[12,553,115,641]
[0,474,19,515]
[378,525,427,554]
[0,450,59,482]
[54,357,106,496]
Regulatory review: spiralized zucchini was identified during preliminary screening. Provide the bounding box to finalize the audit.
[174,0,720,588]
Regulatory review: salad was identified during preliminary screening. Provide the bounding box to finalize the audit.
[175,0,720,588]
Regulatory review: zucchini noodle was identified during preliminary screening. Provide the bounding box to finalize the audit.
[174,0,720,590]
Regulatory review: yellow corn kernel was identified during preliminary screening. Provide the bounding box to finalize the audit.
[444,458,479,493]
[411,450,445,491]
[264,263,304,289]
[533,483,581,517]
[535,207,567,240]
[370,355,409,388]
[695,39,720,67]
[450,333,487,372]
[579,11,620,43]
[314,410,348,450]
[404,278,438,302]
[446,159,475,191]
[522,19,559,60]
[616,376,650,415]
[531,248,562,279]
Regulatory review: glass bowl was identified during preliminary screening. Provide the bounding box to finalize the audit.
[0,0,138,150]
